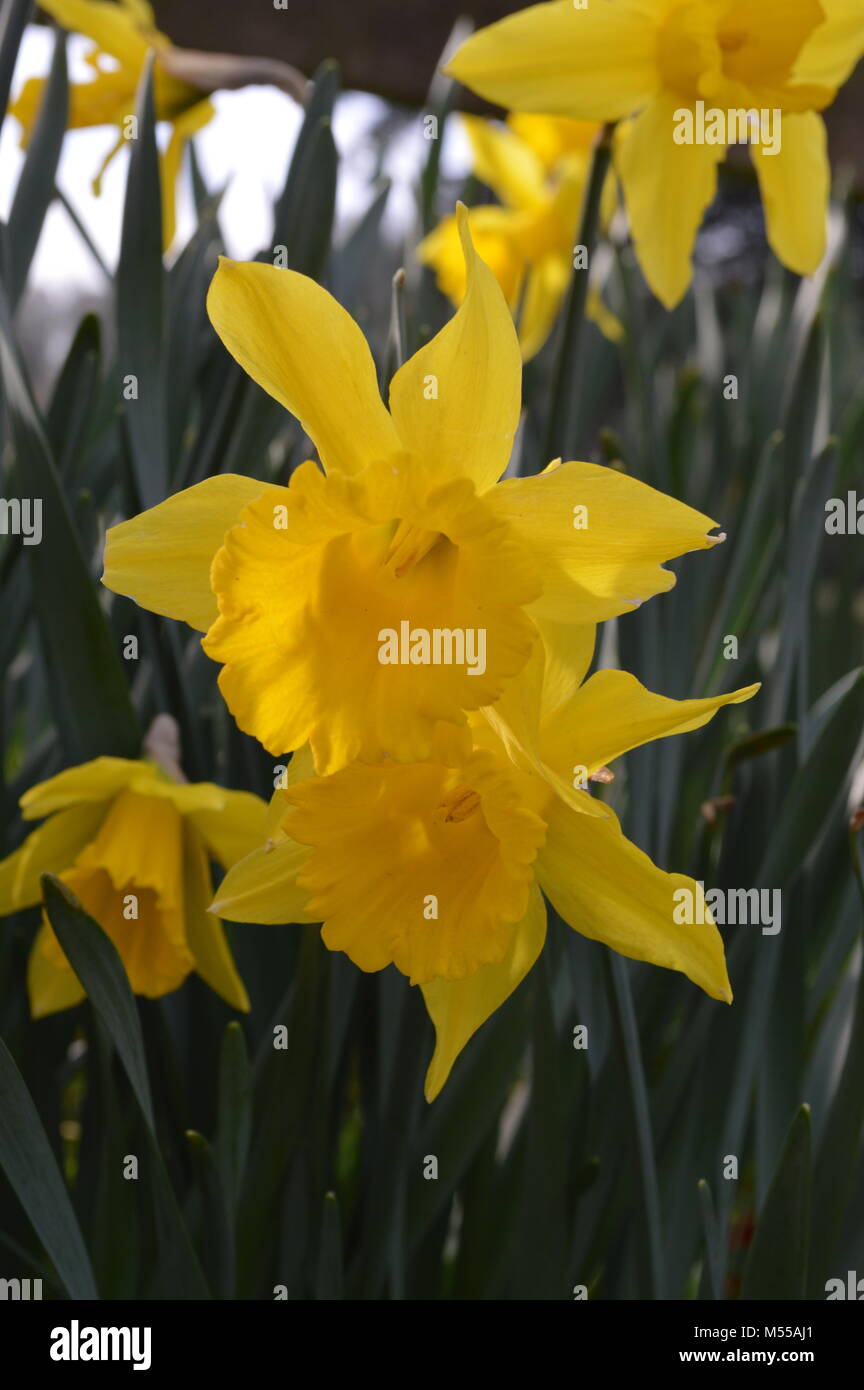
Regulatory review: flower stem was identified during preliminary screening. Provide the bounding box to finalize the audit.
[543,121,616,464]
[604,950,667,1299]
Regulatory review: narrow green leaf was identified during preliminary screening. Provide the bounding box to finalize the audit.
[117,52,167,507]
[697,1179,722,1301]
[0,1034,98,1300]
[604,952,666,1299]
[741,1105,810,1300]
[0,283,140,760]
[0,0,30,123]
[725,724,797,772]
[42,874,155,1130]
[759,669,864,886]
[186,1130,234,1299]
[41,875,212,1298]
[808,925,864,1292]
[215,1020,252,1214]
[45,312,101,477]
[271,61,339,278]
[6,27,67,306]
[315,1191,343,1300]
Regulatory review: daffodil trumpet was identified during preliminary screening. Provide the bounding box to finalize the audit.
[212,644,759,1100]
[0,717,266,1017]
[447,0,864,307]
[103,207,727,775]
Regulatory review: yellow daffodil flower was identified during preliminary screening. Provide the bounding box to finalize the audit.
[447,0,864,308]
[0,750,266,1017]
[103,209,726,775]
[10,0,215,249]
[418,113,623,358]
[211,638,759,1100]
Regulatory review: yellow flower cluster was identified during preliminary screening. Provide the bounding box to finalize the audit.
[34,0,864,1098]
[98,212,756,1098]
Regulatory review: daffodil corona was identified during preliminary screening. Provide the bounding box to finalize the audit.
[419,114,622,357]
[0,752,265,1017]
[103,210,727,774]
[447,0,864,307]
[212,644,758,1099]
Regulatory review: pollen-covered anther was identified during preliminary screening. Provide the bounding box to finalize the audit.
[434,784,482,823]
[589,766,615,785]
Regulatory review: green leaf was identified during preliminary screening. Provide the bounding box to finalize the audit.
[215,1021,252,1214]
[724,724,796,773]
[0,1034,99,1300]
[759,669,864,886]
[186,1130,234,1299]
[42,874,155,1131]
[0,0,30,122]
[271,61,339,279]
[741,1105,810,1300]
[808,924,864,1292]
[45,313,101,478]
[315,1191,343,1300]
[6,28,67,306]
[117,53,167,507]
[41,874,212,1298]
[0,283,140,761]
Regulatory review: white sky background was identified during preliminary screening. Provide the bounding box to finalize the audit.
[0,24,471,294]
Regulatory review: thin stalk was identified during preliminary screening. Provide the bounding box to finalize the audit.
[543,121,615,463]
[604,950,667,1299]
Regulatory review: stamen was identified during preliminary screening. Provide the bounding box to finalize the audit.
[434,785,482,824]
[384,519,442,577]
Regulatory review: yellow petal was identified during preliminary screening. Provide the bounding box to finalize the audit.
[537,799,732,1001]
[38,0,154,68]
[481,632,611,823]
[462,115,546,209]
[750,112,829,276]
[159,98,214,251]
[421,883,546,1101]
[207,258,401,476]
[586,283,625,345]
[12,70,133,144]
[507,113,600,171]
[539,669,760,781]
[615,93,723,310]
[446,0,659,122]
[210,838,313,925]
[518,257,569,361]
[102,473,266,631]
[0,804,105,914]
[418,205,526,311]
[794,0,864,87]
[490,458,722,626]
[28,924,86,1018]
[182,824,249,1011]
[184,787,268,868]
[39,862,193,1005]
[20,756,143,820]
[389,205,521,493]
